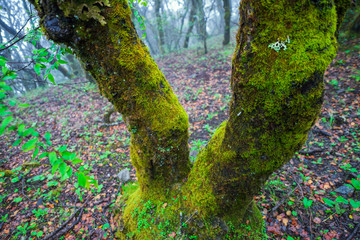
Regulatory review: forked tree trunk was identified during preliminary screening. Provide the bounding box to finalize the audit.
[223,0,231,45]
[29,0,349,239]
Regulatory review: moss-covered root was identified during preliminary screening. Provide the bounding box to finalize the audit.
[115,182,265,240]
[29,0,191,193]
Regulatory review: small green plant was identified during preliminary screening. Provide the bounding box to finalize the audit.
[303,197,313,209]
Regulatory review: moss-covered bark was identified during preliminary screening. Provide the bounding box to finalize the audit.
[29,0,349,239]
[29,0,191,194]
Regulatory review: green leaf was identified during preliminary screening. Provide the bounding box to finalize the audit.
[34,63,42,75]
[85,175,90,190]
[62,151,76,161]
[72,159,83,165]
[67,167,73,178]
[57,60,68,64]
[59,162,67,177]
[49,152,57,165]
[52,163,60,174]
[22,138,38,151]
[18,104,31,108]
[17,124,25,134]
[11,177,19,183]
[37,231,43,237]
[13,197,22,203]
[47,181,58,187]
[8,100,16,106]
[59,145,67,152]
[0,84,13,91]
[39,152,48,159]
[349,199,360,209]
[32,147,39,159]
[47,73,55,84]
[0,116,13,135]
[103,223,110,230]
[93,179,99,188]
[37,57,49,63]
[78,173,86,188]
[13,138,22,147]
[335,196,348,204]
[351,179,360,190]
[65,48,73,54]
[22,128,35,137]
[303,197,313,209]
[44,132,51,140]
[323,198,335,207]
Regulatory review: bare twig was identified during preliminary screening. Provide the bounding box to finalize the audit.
[271,185,299,212]
[54,208,84,239]
[346,222,360,240]
[43,196,90,240]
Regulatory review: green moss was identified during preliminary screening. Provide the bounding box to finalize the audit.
[116,179,264,239]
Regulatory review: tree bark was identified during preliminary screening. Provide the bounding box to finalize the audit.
[29,0,349,238]
[223,0,231,45]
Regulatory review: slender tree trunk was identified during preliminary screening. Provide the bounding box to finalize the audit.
[184,0,196,48]
[216,0,225,34]
[30,0,349,238]
[175,1,190,50]
[351,13,360,32]
[223,0,231,45]
[194,0,208,54]
[155,0,165,54]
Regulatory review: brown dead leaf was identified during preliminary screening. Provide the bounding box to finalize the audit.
[267,225,283,236]
[162,203,167,208]
[313,217,321,224]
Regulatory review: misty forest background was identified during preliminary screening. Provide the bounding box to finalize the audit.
[0,0,360,239]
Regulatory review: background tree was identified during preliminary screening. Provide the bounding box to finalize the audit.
[154,0,166,53]
[28,0,350,238]
[222,0,231,45]
[183,0,197,48]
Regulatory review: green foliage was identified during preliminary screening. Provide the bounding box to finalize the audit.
[128,0,148,39]
[0,29,96,195]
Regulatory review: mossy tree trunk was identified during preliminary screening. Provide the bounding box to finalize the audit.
[29,0,349,239]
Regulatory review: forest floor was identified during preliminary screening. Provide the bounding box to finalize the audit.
[0,35,359,240]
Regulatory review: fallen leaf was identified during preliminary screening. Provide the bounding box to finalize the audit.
[313,217,321,224]
[282,218,289,226]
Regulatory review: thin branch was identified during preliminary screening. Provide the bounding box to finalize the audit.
[0,27,39,52]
